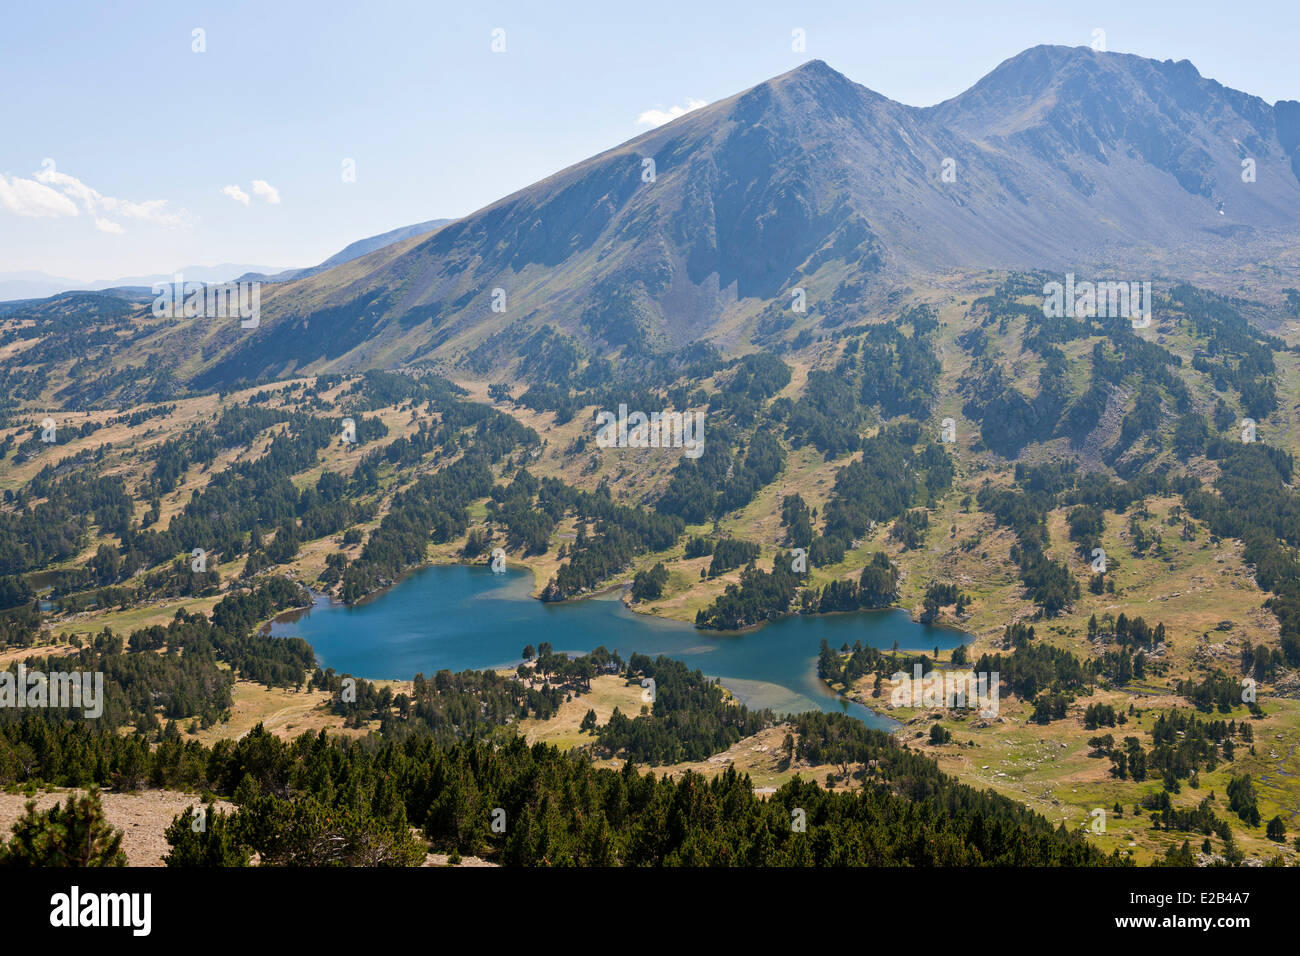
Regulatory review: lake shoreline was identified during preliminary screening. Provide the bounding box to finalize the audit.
[289,554,977,643]
[269,563,973,731]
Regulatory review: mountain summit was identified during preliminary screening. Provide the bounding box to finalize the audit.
[169,47,1300,387]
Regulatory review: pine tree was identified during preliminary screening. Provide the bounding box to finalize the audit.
[0,790,126,867]
[164,804,251,866]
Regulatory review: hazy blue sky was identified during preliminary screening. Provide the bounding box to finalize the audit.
[2,0,1296,280]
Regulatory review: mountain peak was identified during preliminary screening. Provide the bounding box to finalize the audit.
[782,58,842,81]
[756,57,882,115]
[964,42,1218,103]
[758,58,873,98]
[161,45,1300,385]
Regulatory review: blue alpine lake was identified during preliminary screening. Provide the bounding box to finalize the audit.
[270,564,971,730]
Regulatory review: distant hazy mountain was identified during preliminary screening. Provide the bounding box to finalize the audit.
[235,219,452,284]
[0,271,85,302]
[0,220,451,304]
[0,289,152,320]
[0,264,281,303]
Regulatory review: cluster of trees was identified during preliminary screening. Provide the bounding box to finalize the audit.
[1083,703,1118,729]
[1173,285,1281,422]
[198,713,1128,866]
[889,509,930,550]
[1226,774,1261,827]
[1183,441,1300,667]
[781,494,814,549]
[696,549,903,630]
[150,404,292,494]
[342,454,496,603]
[1140,791,1232,843]
[820,425,953,556]
[0,791,127,866]
[2,626,235,733]
[1241,639,1288,681]
[1149,709,1251,785]
[956,277,1266,462]
[1174,671,1254,713]
[519,644,622,695]
[1102,735,1150,781]
[853,312,941,418]
[0,579,314,739]
[134,411,374,575]
[1086,612,1166,650]
[778,311,941,457]
[349,369,469,412]
[657,423,786,524]
[811,551,902,614]
[541,486,682,602]
[695,556,801,629]
[783,369,862,457]
[487,468,556,555]
[979,481,1079,617]
[979,464,1163,617]
[0,600,41,648]
[684,535,715,558]
[706,538,761,577]
[319,655,591,737]
[0,704,1124,866]
[962,349,1070,458]
[920,581,969,623]
[630,562,669,602]
[817,639,934,694]
[592,656,774,764]
[0,471,129,577]
[974,638,1091,701]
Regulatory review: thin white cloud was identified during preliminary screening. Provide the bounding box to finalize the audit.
[0,173,80,218]
[635,98,706,127]
[33,167,184,227]
[94,217,124,234]
[251,179,280,204]
[102,197,178,222]
[222,184,251,206]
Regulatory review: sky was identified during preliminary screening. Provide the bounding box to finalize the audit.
[1,0,1296,282]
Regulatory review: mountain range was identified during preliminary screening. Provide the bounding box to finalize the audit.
[0,265,279,304]
[0,219,451,304]
[13,45,1300,392]
[232,219,452,285]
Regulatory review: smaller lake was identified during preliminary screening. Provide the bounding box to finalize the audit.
[271,564,971,730]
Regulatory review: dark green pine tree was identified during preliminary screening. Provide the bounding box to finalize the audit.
[163,804,252,867]
[0,790,126,867]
